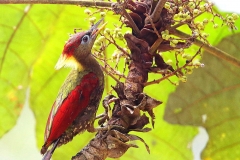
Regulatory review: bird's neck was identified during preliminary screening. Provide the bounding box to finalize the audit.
[76,54,103,78]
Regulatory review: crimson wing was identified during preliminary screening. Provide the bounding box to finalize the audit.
[42,72,99,150]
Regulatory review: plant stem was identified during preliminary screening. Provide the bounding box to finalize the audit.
[173,29,240,68]
[145,0,167,24]
[121,8,141,37]
[0,0,112,7]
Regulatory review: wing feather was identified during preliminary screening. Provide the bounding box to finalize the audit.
[43,72,99,147]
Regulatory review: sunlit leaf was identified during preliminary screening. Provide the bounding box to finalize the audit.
[0,4,37,137]
[164,33,240,159]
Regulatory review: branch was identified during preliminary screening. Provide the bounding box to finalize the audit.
[145,47,201,86]
[0,0,112,7]
[145,0,167,24]
[121,8,141,37]
[172,29,240,68]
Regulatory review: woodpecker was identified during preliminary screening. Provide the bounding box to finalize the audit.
[40,19,106,160]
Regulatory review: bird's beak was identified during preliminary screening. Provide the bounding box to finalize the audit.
[90,18,107,39]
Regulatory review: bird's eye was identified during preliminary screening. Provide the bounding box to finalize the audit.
[81,35,89,44]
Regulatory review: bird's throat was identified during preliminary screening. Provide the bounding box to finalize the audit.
[55,54,84,71]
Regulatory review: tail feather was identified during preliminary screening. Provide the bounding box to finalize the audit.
[42,139,60,160]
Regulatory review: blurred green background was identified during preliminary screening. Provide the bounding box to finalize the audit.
[0,1,240,160]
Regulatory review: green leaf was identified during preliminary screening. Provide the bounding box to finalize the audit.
[164,33,240,159]
[0,4,35,137]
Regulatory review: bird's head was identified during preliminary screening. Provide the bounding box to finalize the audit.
[55,19,106,70]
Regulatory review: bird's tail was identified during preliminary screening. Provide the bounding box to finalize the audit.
[42,139,60,160]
